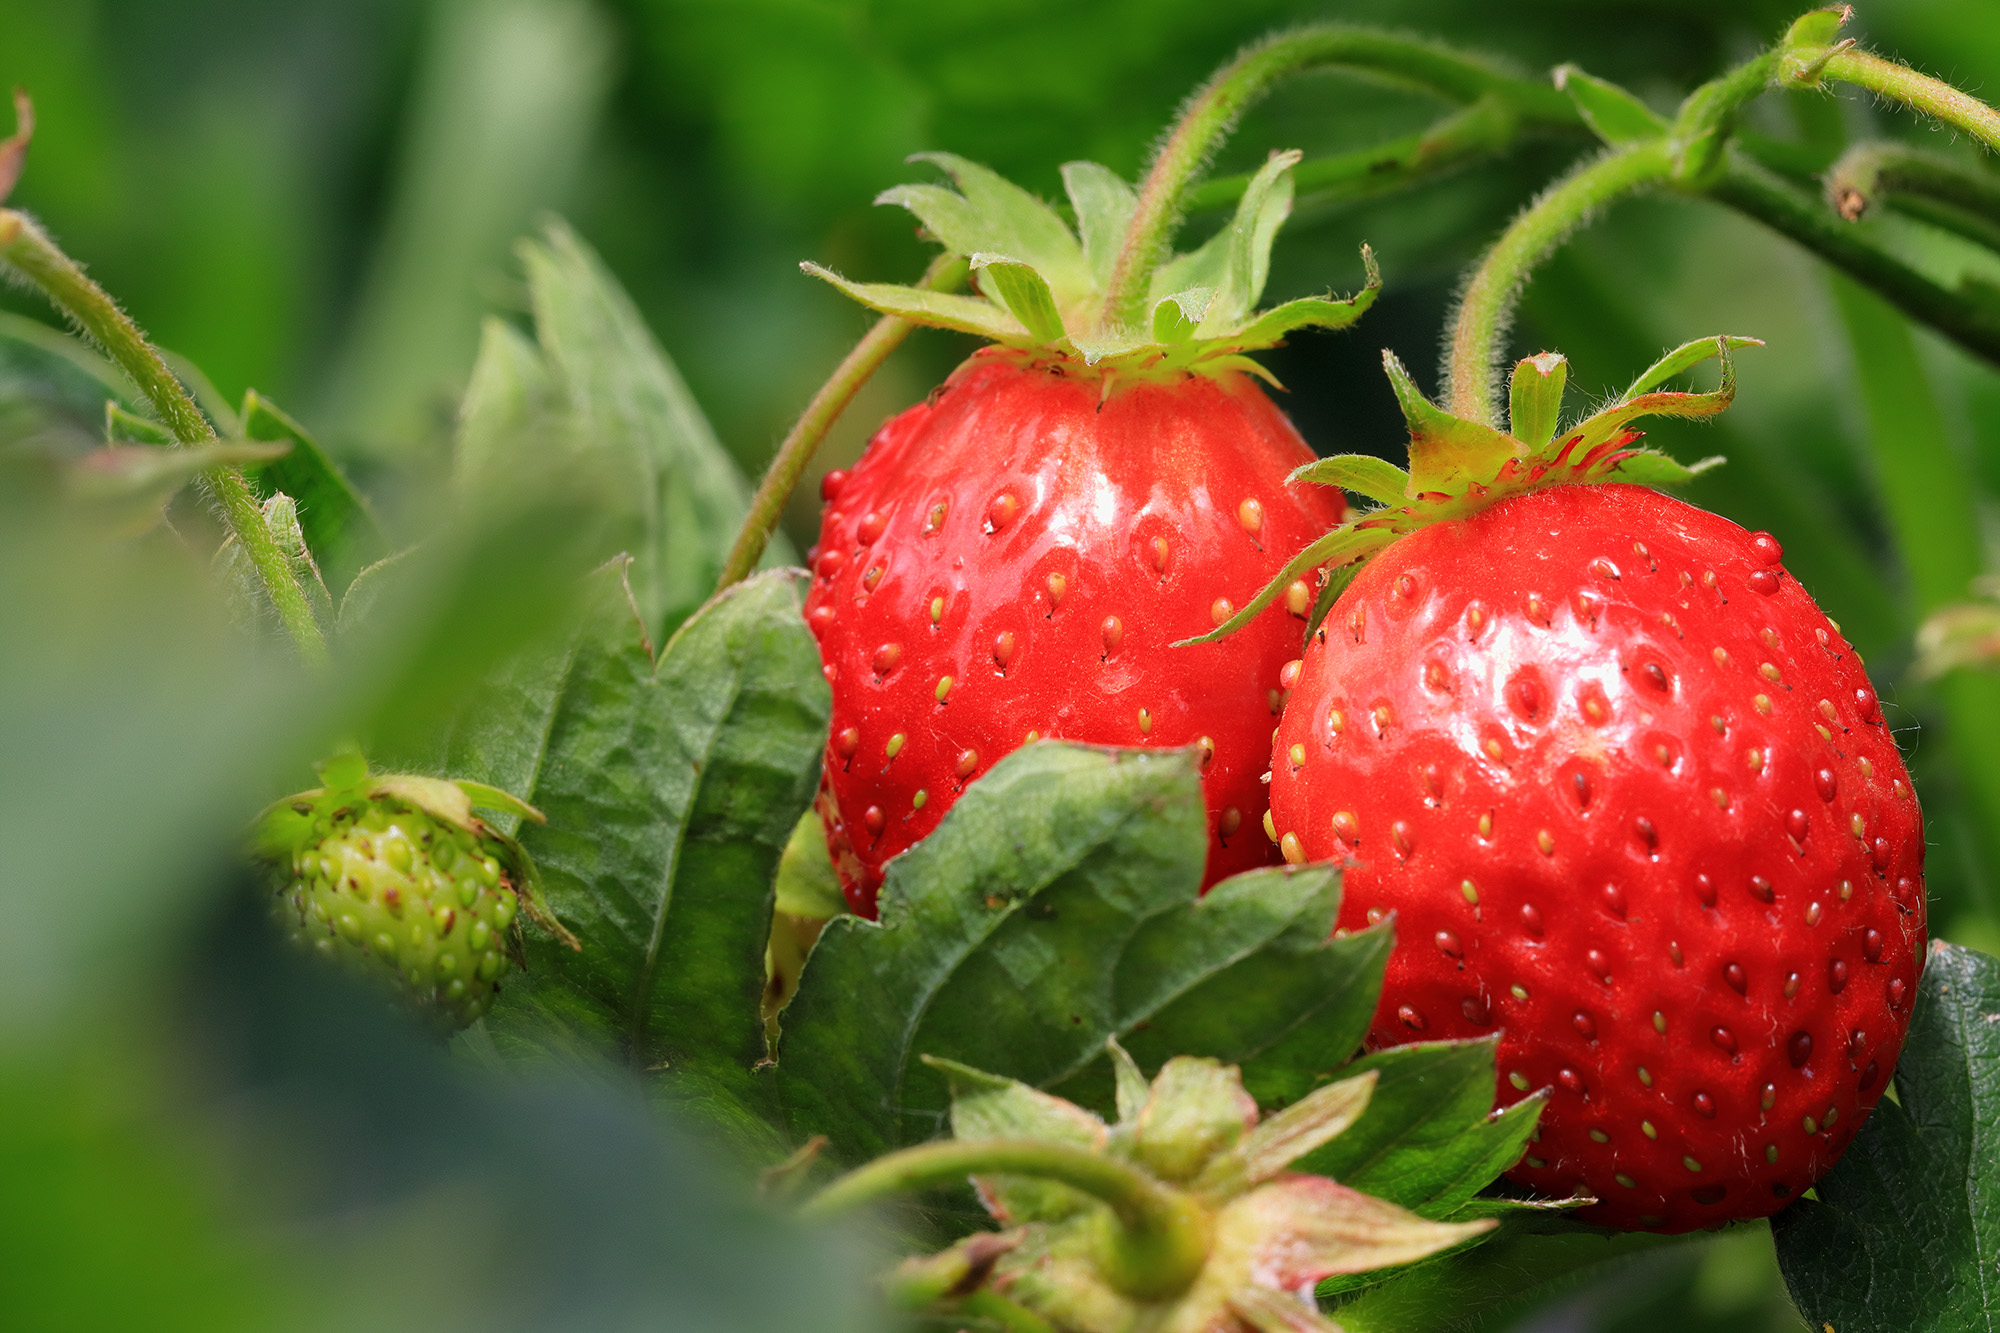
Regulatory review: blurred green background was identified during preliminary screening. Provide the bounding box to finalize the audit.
[6,1,2000,1329]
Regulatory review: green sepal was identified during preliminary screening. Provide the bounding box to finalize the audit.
[1553,65,1668,146]
[1385,351,1523,495]
[1061,160,1137,291]
[1507,352,1568,449]
[1193,335,1752,647]
[801,262,1026,342]
[972,255,1068,345]
[453,779,548,824]
[888,151,1090,299]
[821,149,1378,376]
[1286,454,1412,507]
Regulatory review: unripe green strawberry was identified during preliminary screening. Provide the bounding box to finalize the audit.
[254,753,574,1029]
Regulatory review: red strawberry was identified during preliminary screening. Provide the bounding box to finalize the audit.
[1245,345,1926,1232]
[808,349,1345,913]
[800,150,1376,915]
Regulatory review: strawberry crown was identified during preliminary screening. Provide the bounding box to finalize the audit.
[1181,334,1754,644]
[805,150,1379,374]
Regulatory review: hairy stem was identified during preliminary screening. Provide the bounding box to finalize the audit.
[801,1138,1211,1300]
[0,210,328,665]
[1188,93,1576,216]
[1821,47,2000,156]
[715,254,964,593]
[1444,140,1672,424]
[1098,26,1577,331]
[1825,141,2000,251]
[1704,152,2000,366]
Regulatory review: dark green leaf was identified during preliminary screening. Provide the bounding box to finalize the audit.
[1047,870,1391,1113]
[1772,941,2000,1332]
[777,744,1205,1160]
[521,221,757,639]
[777,744,1394,1162]
[1298,1039,1543,1218]
[240,391,385,591]
[485,571,829,1145]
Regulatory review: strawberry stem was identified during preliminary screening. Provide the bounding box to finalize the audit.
[1443,140,1672,425]
[1804,47,2000,156]
[1098,26,1578,334]
[1706,155,2000,366]
[715,252,965,594]
[1186,88,1584,216]
[801,1137,1212,1300]
[1824,141,2000,250]
[0,207,329,667]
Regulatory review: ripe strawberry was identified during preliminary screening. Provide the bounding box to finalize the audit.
[253,753,576,1029]
[1245,344,1926,1231]
[801,150,1374,915]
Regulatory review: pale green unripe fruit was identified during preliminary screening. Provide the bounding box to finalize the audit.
[277,797,520,1029]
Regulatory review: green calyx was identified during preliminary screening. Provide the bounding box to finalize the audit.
[1183,335,1753,646]
[251,750,576,1028]
[803,150,1379,377]
[807,1040,1488,1332]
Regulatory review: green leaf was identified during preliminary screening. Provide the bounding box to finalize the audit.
[971,255,1069,344]
[522,221,755,639]
[1196,149,1299,335]
[1772,941,2000,1332]
[1287,454,1412,507]
[774,809,847,920]
[453,315,555,498]
[1506,352,1568,449]
[1297,1039,1543,1219]
[801,262,1027,342]
[776,745,1394,1163]
[1047,869,1392,1113]
[240,390,385,592]
[777,744,1205,1161]
[484,570,829,1144]
[1060,160,1136,293]
[1552,66,1668,146]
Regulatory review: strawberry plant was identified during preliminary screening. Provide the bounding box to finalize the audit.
[12,5,2000,1332]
